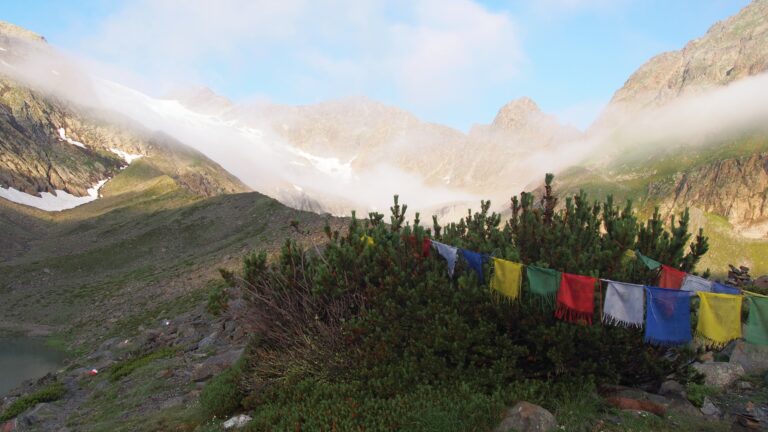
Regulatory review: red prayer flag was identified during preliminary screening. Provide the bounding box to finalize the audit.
[659,265,686,289]
[555,273,597,325]
[422,237,431,257]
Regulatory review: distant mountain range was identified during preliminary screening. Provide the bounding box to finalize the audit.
[1,0,768,274]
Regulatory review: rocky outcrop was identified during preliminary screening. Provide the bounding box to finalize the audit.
[648,152,768,238]
[599,0,768,122]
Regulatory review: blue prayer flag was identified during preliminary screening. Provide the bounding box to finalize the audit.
[712,282,741,295]
[644,286,693,346]
[460,249,485,283]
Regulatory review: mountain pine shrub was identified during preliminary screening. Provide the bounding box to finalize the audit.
[231,175,709,423]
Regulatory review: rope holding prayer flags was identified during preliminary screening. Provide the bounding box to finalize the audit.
[461,249,486,283]
[745,292,768,346]
[602,281,645,328]
[659,265,686,289]
[644,286,692,346]
[695,292,742,349]
[555,273,597,325]
[490,258,523,300]
[681,274,713,293]
[432,241,458,277]
[526,266,560,308]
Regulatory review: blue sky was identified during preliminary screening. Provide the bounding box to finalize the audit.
[1,0,751,131]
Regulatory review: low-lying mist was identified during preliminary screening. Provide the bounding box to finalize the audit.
[3,36,768,220]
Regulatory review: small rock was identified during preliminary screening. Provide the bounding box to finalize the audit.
[738,381,754,390]
[700,397,721,417]
[18,402,62,427]
[155,369,173,379]
[605,396,666,416]
[668,398,703,418]
[223,414,252,429]
[730,341,768,375]
[693,362,745,388]
[658,380,687,399]
[191,349,243,381]
[494,401,557,432]
[197,331,219,350]
[1,419,17,432]
[161,396,184,410]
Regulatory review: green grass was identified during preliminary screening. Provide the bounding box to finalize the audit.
[0,382,66,421]
[108,347,178,382]
[697,213,768,277]
[686,383,719,408]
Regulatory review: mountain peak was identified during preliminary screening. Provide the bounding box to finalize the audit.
[0,21,46,43]
[491,97,544,130]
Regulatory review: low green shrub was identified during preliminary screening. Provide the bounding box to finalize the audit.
[108,346,177,382]
[206,279,229,316]
[686,383,718,407]
[234,175,710,427]
[0,382,66,421]
[200,362,245,419]
[244,377,599,431]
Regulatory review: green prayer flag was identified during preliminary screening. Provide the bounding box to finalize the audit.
[745,295,768,346]
[636,251,662,270]
[526,266,561,308]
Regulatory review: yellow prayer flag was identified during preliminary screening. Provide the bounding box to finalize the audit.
[696,292,742,349]
[490,258,523,300]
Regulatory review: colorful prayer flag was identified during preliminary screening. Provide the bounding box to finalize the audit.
[659,265,686,289]
[526,266,560,307]
[695,292,742,349]
[636,251,662,270]
[644,286,692,346]
[490,258,523,300]
[712,282,741,295]
[555,273,597,325]
[432,241,458,277]
[603,281,645,328]
[681,274,713,293]
[745,293,768,346]
[461,249,485,283]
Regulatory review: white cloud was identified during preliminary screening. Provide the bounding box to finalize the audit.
[79,0,523,108]
[530,0,630,17]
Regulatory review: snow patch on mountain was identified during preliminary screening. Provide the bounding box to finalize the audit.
[58,127,86,149]
[110,148,143,164]
[0,178,108,211]
[287,148,354,181]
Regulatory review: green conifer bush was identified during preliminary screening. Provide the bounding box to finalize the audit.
[232,175,709,423]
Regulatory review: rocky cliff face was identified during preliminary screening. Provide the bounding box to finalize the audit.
[649,152,768,238]
[598,0,768,126]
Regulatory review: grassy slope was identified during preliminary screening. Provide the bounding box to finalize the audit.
[0,158,333,351]
[553,136,768,276]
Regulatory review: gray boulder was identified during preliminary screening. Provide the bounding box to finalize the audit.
[658,380,687,399]
[692,362,745,388]
[730,340,768,375]
[494,401,557,432]
[191,349,243,382]
[700,397,721,417]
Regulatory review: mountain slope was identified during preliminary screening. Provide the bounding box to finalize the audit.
[0,22,248,212]
[598,0,768,126]
[552,0,768,276]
